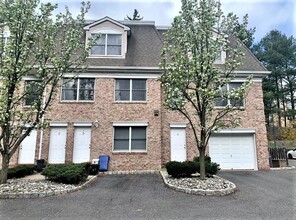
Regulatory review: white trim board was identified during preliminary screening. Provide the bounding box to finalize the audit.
[113,122,148,126]
[49,122,68,127]
[73,122,92,127]
[170,123,187,128]
[212,128,256,134]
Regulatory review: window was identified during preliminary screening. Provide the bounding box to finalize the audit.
[25,80,41,106]
[215,82,244,107]
[214,51,226,64]
[91,33,122,56]
[113,126,147,152]
[0,31,10,55]
[115,79,146,101]
[61,78,94,101]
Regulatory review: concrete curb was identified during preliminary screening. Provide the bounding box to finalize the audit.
[105,170,159,175]
[160,170,237,196]
[270,166,295,170]
[0,175,99,199]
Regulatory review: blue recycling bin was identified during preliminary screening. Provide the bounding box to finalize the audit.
[99,155,110,171]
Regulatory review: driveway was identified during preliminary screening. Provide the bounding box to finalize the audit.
[0,170,295,220]
[288,159,296,167]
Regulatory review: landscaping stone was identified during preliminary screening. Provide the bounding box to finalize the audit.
[160,170,236,196]
[0,175,98,199]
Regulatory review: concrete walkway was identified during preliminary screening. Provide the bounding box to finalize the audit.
[20,173,45,180]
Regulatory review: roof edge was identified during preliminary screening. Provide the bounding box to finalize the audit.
[83,16,130,31]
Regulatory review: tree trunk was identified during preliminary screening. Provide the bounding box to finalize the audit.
[275,75,282,127]
[0,153,10,184]
[199,147,206,180]
[289,83,295,120]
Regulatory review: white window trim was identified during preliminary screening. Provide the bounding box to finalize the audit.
[215,82,245,108]
[60,78,95,102]
[114,79,147,102]
[112,122,148,153]
[23,80,41,107]
[88,28,124,58]
[214,51,226,64]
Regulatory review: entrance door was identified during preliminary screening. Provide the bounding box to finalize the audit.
[170,128,186,162]
[73,127,91,163]
[18,130,37,164]
[48,127,67,164]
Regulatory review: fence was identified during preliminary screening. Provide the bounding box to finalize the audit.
[268,147,288,168]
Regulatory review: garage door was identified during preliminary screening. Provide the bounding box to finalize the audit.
[209,133,257,170]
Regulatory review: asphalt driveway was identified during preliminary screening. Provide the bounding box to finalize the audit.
[0,170,295,220]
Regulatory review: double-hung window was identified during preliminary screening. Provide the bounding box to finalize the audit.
[115,79,146,101]
[61,78,95,101]
[0,31,10,55]
[25,80,41,106]
[113,126,147,152]
[91,33,122,56]
[215,82,244,107]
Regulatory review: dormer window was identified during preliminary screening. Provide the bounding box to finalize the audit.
[84,17,130,59]
[91,33,122,56]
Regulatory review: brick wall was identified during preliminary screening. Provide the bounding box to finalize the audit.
[40,78,162,171]
[161,82,270,170]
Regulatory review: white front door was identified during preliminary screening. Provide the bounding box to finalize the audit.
[170,128,186,162]
[73,127,91,163]
[18,130,37,164]
[48,127,67,164]
[209,133,256,170]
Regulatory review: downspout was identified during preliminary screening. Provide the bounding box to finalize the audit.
[38,87,47,160]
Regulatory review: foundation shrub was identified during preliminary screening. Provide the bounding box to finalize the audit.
[193,156,220,177]
[42,163,90,184]
[166,161,198,178]
[7,165,36,179]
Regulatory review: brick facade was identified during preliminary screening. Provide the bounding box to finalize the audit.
[4,17,270,171]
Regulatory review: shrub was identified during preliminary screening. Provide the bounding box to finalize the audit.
[89,164,99,175]
[193,156,220,177]
[166,161,198,178]
[7,165,36,179]
[42,163,90,184]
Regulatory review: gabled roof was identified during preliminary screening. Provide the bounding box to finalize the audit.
[85,17,268,74]
[83,16,130,31]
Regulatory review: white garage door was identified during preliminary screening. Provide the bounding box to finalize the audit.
[18,130,37,164]
[48,127,67,164]
[209,133,257,170]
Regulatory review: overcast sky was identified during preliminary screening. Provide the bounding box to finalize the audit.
[42,0,295,42]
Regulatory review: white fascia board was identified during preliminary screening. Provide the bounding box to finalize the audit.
[73,122,92,127]
[113,122,148,126]
[170,122,187,128]
[83,16,130,31]
[50,122,68,127]
[63,72,161,79]
[87,66,160,70]
[120,20,155,26]
[213,128,256,134]
[234,70,271,78]
[231,78,262,82]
